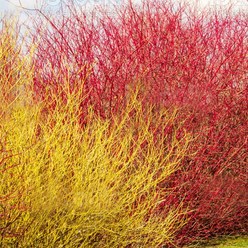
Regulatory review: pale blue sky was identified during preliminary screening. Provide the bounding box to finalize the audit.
[0,0,247,14]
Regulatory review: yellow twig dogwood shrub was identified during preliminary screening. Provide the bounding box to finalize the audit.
[0,18,34,114]
[0,21,191,247]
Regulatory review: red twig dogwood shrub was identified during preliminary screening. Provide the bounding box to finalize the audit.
[164,103,248,245]
[26,0,248,245]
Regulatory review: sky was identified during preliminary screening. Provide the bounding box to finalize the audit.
[0,0,246,52]
[0,0,247,13]
[0,0,247,22]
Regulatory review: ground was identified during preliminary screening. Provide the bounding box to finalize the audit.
[186,236,248,248]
